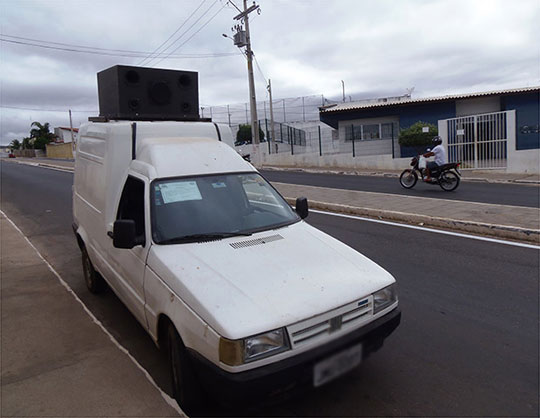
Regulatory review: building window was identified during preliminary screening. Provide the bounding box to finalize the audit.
[345,122,398,141]
[381,123,397,139]
[363,124,379,139]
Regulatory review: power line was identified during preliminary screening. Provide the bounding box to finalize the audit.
[145,0,220,67]
[138,0,208,66]
[151,1,228,67]
[0,35,238,59]
[1,105,97,112]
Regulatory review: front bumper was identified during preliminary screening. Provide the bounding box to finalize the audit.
[187,307,401,405]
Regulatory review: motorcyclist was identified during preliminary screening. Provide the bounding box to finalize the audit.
[423,136,447,182]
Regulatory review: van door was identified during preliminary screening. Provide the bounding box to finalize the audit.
[104,174,150,327]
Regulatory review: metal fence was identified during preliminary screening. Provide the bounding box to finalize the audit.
[447,111,509,169]
[201,94,330,127]
[231,119,339,156]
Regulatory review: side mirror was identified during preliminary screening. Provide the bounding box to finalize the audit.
[113,220,144,249]
[295,197,309,219]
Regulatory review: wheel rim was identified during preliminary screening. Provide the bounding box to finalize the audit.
[401,171,416,187]
[440,172,458,190]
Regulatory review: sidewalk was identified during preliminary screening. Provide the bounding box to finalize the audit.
[0,214,183,416]
[5,157,540,244]
[275,183,539,244]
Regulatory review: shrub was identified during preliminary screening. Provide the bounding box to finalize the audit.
[398,121,438,148]
[235,124,265,145]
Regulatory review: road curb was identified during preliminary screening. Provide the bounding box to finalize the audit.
[36,163,74,172]
[6,160,75,172]
[284,197,540,245]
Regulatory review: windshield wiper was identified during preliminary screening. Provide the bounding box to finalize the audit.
[159,231,252,245]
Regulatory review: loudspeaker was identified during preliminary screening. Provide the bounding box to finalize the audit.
[97,65,199,121]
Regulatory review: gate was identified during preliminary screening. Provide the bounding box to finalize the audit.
[446,111,509,169]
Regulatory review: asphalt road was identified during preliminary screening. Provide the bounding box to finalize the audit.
[259,169,540,208]
[1,161,538,417]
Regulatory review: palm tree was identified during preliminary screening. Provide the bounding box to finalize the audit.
[9,139,21,150]
[30,121,55,150]
[22,137,33,149]
[30,121,52,139]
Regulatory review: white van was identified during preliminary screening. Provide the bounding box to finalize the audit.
[73,120,400,410]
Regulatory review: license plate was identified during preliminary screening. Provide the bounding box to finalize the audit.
[313,343,363,387]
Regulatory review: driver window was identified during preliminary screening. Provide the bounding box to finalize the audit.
[117,176,145,240]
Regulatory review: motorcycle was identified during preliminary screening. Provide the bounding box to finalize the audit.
[399,155,461,191]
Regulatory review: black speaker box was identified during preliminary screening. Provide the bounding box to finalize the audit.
[97,65,199,121]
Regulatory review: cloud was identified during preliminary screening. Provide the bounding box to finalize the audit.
[1,0,539,144]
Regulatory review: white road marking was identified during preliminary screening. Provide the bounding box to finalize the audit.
[310,209,540,250]
[0,210,185,417]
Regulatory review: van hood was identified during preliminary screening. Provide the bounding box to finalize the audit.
[147,221,395,339]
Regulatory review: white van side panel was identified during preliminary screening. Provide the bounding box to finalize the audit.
[144,266,220,365]
[74,130,108,275]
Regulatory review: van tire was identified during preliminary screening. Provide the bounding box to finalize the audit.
[167,323,202,412]
[81,247,105,293]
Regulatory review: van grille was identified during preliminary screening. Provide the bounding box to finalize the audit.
[229,234,283,249]
[287,297,373,347]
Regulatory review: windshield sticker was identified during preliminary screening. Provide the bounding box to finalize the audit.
[159,181,202,203]
[211,182,227,189]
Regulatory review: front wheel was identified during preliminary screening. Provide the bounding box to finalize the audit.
[167,323,202,412]
[399,169,418,189]
[439,171,460,191]
[81,247,105,293]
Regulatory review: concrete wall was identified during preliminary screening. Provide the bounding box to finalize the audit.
[13,149,36,157]
[257,145,410,170]
[46,142,73,159]
[455,96,501,116]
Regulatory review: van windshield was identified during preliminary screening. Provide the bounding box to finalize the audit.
[151,173,300,244]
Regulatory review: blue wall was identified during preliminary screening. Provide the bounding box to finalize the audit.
[502,92,540,150]
[320,100,456,157]
[320,100,456,130]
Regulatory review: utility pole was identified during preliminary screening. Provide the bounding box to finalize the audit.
[267,79,276,147]
[233,1,261,145]
[69,109,76,154]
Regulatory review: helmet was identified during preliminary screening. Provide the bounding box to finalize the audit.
[432,136,442,145]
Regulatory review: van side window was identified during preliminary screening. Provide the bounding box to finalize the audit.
[117,176,145,240]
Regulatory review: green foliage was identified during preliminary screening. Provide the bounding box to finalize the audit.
[22,137,33,149]
[398,121,438,148]
[235,124,265,145]
[34,136,53,150]
[9,139,21,150]
[27,121,55,150]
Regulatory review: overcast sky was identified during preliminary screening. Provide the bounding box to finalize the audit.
[1,0,538,145]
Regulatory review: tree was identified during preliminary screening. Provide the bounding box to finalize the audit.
[9,139,21,150]
[235,124,265,146]
[398,121,438,149]
[29,121,55,150]
[22,137,33,150]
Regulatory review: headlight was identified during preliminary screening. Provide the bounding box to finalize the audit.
[373,284,398,314]
[219,328,290,366]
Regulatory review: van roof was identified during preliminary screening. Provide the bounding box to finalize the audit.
[137,136,254,178]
